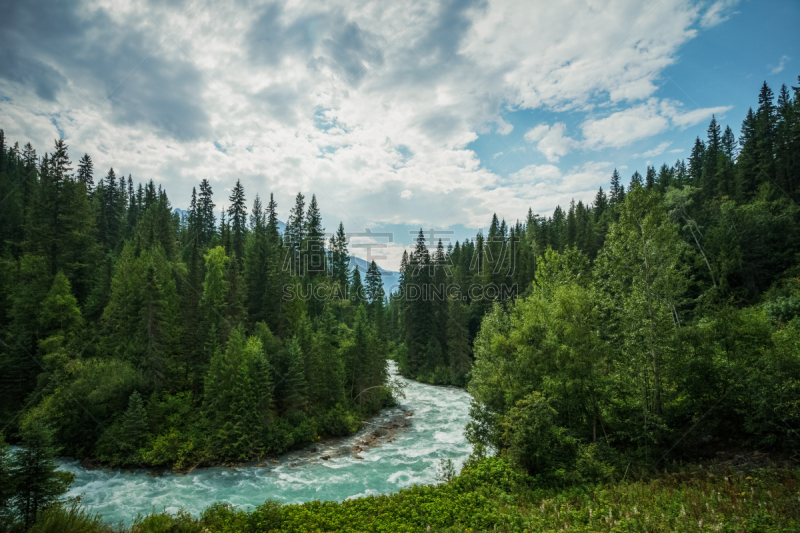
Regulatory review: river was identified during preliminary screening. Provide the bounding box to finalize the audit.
[58,363,472,524]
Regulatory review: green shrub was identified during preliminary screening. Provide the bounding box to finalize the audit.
[27,502,113,533]
[498,391,578,477]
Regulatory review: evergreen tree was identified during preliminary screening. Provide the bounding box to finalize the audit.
[645,165,656,189]
[688,137,705,186]
[609,168,624,206]
[447,297,472,385]
[76,154,94,194]
[329,222,350,294]
[227,179,247,265]
[304,194,325,278]
[11,421,74,528]
[281,336,308,416]
[121,390,148,450]
[243,194,269,326]
[198,179,216,247]
[350,265,365,304]
[285,192,305,276]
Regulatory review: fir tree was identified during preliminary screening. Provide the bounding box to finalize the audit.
[76,154,94,194]
[121,391,148,450]
[11,421,74,528]
[304,194,325,278]
[198,179,216,247]
[227,179,247,265]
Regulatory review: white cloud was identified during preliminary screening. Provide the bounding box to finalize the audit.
[582,99,671,149]
[582,99,732,149]
[0,0,738,268]
[770,55,791,75]
[636,141,672,158]
[668,104,733,128]
[700,0,741,28]
[524,122,577,162]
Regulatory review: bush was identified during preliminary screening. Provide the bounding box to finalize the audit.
[319,404,360,436]
[27,501,113,533]
[498,391,578,477]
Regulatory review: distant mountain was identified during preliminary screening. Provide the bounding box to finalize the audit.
[349,255,400,296]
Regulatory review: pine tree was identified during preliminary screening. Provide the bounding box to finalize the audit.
[282,336,308,416]
[263,193,284,334]
[447,297,472,385]
[329,222,349,294]
[198,179,216,247]
[688,137,705,186]
[76,154,94,194]
[350,265,365,304]
[737,108,759,201]
[645,165,656,189]
[243,194,268,326]
[11,421,74,528]
[304,194,325,278]
[201,246,230,347]
[285,192,305,276]
[121,390,148,450]
[227,179,247,265]
[609,168,625,206]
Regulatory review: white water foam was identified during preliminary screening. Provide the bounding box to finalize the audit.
[60,362,472,524]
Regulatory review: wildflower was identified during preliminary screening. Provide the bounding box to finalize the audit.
[699,519,703,528]
[681,505,686,517]
[634,506,638,515]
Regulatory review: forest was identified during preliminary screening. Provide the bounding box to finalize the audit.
[0,76,799,531]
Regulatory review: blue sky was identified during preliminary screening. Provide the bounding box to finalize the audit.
[0,0,797,270]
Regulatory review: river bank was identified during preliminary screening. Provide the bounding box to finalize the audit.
[58,362,473,524]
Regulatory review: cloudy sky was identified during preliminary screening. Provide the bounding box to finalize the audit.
[1,0,798,270]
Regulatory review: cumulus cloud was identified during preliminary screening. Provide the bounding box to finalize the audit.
[0,0,738,268]
[582,99,732,149]
[524,122,577,162]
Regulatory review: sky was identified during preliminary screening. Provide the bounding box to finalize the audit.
[1,0,798,271]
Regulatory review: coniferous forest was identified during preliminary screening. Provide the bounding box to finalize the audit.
[1,75,800,531]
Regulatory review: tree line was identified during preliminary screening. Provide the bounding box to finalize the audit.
[0,129,397,488]
[388,78,800,399]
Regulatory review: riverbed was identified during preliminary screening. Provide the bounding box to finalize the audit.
[59,363,472,524]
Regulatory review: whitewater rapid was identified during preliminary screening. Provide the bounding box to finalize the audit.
[59,363,472,524]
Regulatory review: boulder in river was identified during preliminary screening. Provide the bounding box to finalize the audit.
[321,455,331,460]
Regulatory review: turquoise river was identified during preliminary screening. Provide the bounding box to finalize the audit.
[58,363,472,524]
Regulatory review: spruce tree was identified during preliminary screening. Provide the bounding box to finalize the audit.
[227,179,247,265]
[688,137,705,185]
[11,421,74,528]
[285,192,305,276]
[304,194,325,278]
[198,179,216,247]
[121,390,148,450]
[329,222,350,294]
[447,297,472,385]
[609,168,624,205]
[76,153,94,194]
[243,194,268,326]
